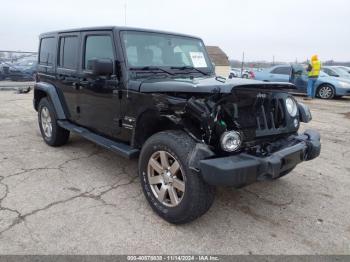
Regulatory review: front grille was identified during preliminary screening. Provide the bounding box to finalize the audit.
[228,89,296,141]
[256,97,286,131]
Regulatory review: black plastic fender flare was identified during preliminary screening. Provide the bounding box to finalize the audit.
[34,82,67,119]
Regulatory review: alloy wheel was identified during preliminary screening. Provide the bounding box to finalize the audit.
[318,85,333,99]
[40,106,52,138]
[147,150,185,207]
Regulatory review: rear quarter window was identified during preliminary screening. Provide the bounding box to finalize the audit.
[39,37,56,65]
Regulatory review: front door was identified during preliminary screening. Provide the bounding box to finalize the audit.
[290,65,308,93]
[76,31,121,138]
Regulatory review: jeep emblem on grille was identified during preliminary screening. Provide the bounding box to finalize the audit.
[257,93,267,98]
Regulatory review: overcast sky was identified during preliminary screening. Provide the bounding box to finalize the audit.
[1,0,349,62]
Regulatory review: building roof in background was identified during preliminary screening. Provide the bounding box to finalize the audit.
[206,46,230,66]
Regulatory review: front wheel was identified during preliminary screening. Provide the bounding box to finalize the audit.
[139,130,215,224]
[317,84,335,99]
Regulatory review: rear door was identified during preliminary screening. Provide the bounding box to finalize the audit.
[55,32,81,122]
[76,30,121,138]
[269,66,291,82]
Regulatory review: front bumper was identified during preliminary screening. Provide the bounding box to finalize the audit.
[199,129,321,187]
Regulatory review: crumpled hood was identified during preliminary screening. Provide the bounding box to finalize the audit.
[139,76,296,93]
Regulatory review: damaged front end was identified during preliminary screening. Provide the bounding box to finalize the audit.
[159,84,320,187]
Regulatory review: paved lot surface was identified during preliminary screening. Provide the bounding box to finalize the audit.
[0,81,34,90]
[0,90,349,255]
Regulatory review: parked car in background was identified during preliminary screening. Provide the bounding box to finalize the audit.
[336,66,350,74]
[242,69,255,79]
[0,63,5,80]
[322,66,350,79]
[228,68,241,78]
[254,64,350,99]
[0,59,37,81]
[228,68,255,79]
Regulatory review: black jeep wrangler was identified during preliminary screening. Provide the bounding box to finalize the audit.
[34,26,321,224]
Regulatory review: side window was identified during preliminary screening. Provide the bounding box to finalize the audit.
[323,68,331,75]
[271,67,290,75]
[39,37,56,65]
[324,68,337,76]
[84,35,114,69]
[58,36,79,69]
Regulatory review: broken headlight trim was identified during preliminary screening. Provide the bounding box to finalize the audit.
[220,131,241,152]
[285,97,298,117]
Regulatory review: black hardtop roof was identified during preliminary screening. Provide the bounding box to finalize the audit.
[39,26,201,39]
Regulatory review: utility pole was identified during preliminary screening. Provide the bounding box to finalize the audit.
[272,55,275,66]
[241,52,245,76]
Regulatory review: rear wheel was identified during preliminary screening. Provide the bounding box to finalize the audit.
[38,98,70,146]
[139,130,215,224]
[317,84,335,99]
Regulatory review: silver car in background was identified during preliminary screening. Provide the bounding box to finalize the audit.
[322,66,350,79]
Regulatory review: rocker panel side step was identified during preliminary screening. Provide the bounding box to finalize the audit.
[57,120,139,159]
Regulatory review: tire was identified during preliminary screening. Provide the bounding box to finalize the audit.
[242,74,249,79]
[316,84,335,99]
[139,130,215,224]
[38,97,70,146]
[273,166,296,180]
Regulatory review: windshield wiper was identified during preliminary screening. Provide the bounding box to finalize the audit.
[129,66,174,75]
[170,66,209,76]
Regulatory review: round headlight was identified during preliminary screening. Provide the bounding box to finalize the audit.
[220,131,241,152]
[285,97,298,117]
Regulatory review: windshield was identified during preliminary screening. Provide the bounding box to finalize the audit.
[121,31,213,72]
[333,67,349,75]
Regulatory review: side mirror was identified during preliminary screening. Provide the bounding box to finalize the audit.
[87,59,113,76]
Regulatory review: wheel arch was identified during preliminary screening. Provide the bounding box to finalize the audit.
[316,82,335,93]
[131,109,181,148]
[34,82,67,119]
